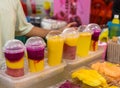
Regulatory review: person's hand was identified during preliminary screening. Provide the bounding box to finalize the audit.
[65,22,77,28]
[59,22,78,32]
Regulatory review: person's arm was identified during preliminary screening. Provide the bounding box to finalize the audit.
[25,27,50,38]
[25,22,77,38]
[15,0,76,38]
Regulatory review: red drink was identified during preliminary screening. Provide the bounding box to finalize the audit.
[4,40,25,77]
[25,37,46,72]
[63,43,76,60]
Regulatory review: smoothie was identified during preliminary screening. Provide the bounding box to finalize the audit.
[4,40,25,77]
[47,35,64,66]
[62,29,79,60]
[27,47,44,72]
[25,37,46,72]
[77,32,91,57]
[90,29,101,51]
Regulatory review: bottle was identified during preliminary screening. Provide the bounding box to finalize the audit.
[112,14,119,24]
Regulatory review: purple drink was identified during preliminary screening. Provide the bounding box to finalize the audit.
[4,39,25,77]
[92,29,101,41]
[26,46,44,61]
[25,37,46,72]
[5,51,24,62]
[5,51,24,77]
[91,29,101,51]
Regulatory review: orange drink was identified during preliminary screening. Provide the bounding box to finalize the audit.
[47,31,64,66]
[77,32,91,57]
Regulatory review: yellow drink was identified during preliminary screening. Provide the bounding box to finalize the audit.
[6,58,24,69]
[28,59,44,72]
[77,32,91,57]
[47,36,64,66]
[65,34,78,46]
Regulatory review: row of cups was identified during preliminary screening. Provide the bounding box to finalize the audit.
[3,23,101,77]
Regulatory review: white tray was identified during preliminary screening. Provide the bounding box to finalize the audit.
[0,59,66,88]
[64,49,104,71]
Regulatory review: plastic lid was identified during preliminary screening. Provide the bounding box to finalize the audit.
[78,25,87,32]
[77,25,93,34]
[114,14,119,19]
[62,28,79,38]
[25,37,46,49]
[86,23,101,33]
[46,30,64,39]
[3,39,25,53]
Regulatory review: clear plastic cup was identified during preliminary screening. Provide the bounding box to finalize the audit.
[25,37,46,72]
[46,31,64,66]
[87,23,101,51]
[62,28,79,60]
[76,25,92,57]
[3,39,25,77]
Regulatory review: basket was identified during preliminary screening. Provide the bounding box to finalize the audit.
[107,40,120,64]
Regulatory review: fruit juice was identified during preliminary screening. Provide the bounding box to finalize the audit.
[77,32,91,57]
[90,29,101,51]
[26,47,45,72]
[63,34,78,60]
[47,36,64,66]
[5,51,24,77]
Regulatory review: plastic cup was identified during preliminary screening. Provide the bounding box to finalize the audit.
[62,28,79,60]
[98,42,107,61]
[76,25,92,57]
[25,37,46,72]
[87,23,101,51]
[46,31,64,66]
[3,39,25,77]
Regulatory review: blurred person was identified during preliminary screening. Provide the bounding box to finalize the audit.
[0,0,76,59]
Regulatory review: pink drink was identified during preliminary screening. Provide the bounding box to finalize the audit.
[63,43,76,60]
[5,51,24,77]
[25,37,46,72]
[27,47,44,61]
[90,29,101,51]
[62,28,79,60]
[4,40,25,77]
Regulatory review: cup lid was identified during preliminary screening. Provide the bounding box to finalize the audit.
[86,23,101,32]
[46,30,64,39]
[62,28,79,38]
[25,37,46,49]
[3,39,25,53]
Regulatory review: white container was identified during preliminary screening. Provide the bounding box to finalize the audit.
[41,18,67,30]
[0,59,66,88]
[64,49,104,71]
